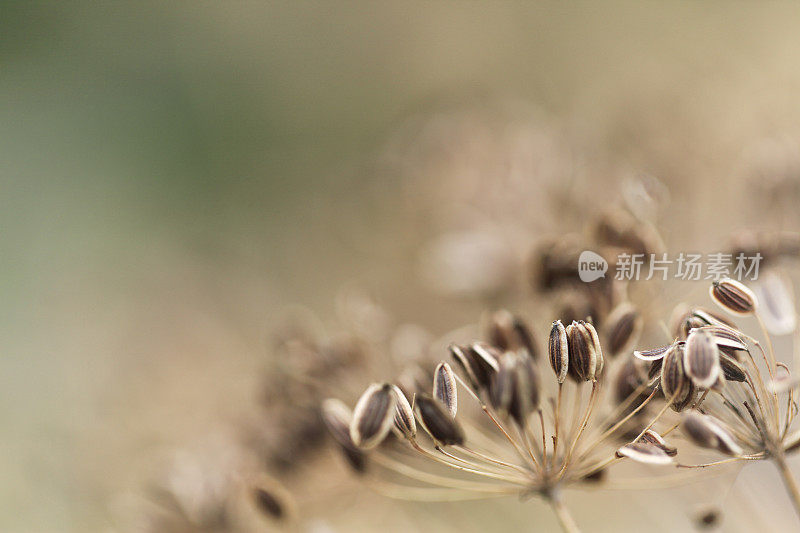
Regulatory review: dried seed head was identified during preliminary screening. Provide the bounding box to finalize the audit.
[548,320,569,384]
[566,321,601,382]
[415,394,465,446]
[350,383,397,449]
[684,329,723,390]
[433,362,458,417]
[710,278,758,315]
[615,442,674,465]
[661,343,690,404]
[321,398,367,473]
[681,411,744,456]
[638,429,677,456]
[604,302,643,357]
[391,385,416,440]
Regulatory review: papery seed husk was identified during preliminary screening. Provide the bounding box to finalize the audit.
[350,383,397,449]
[634,344,671,361]
[415,394,465,446]
[605,302,643,357]
[548,320,569,384]
[391,385,416,439]
[433,362,458,417]
[690,324,748,353]
[710,278,758,315]
[639,429,677,456]
[685,329,723,390]
[615,442,673,465]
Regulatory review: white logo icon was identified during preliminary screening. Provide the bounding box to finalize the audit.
[578,250,608,282]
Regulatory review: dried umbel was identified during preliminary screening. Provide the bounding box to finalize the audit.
[324,314,680,533]
[631,279,800,521]
[710,278,758,315]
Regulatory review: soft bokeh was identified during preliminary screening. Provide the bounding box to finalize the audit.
[3,2,800,531]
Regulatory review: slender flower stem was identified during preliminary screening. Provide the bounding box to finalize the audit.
[549,491,581,533]
[774,454,800,520]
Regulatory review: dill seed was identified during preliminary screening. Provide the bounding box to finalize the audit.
[548,320,569,384]
[350,383,397,449]
[391,385,416,440]
[684,329,723,390]
[710,278,758,316]
[449,344,481,391]
[566,321,601,382]
[415,394,465,446]
[433,362,458,417]
[488,310,538,358]
[604,302,642,357]
[321,398,368,473]
[681,411,744,456]
[661,343,690,403]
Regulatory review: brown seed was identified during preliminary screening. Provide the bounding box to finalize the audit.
[566,321,601,382]
[672,305,737,339]
[491,352,539,427]
[415,394,465,446]
[488,310,539,359]
[681,411,743,456]
[548,320,569,384]
[661,343,690,404]
[433,362,458,417]
[710,278,758,315]
[604,302,643,357]
[350,383,397,449]
[391,385,416,440]
[670,380,697,413]
[684,329,723,390]
[469,342,501,388]
[719,352,747,382]
[321,399,367,473]
[615,442,673,465]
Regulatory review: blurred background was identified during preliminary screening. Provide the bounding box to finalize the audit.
[3,2,800,532]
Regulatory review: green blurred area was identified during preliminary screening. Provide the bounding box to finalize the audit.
[2,2,800,531]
